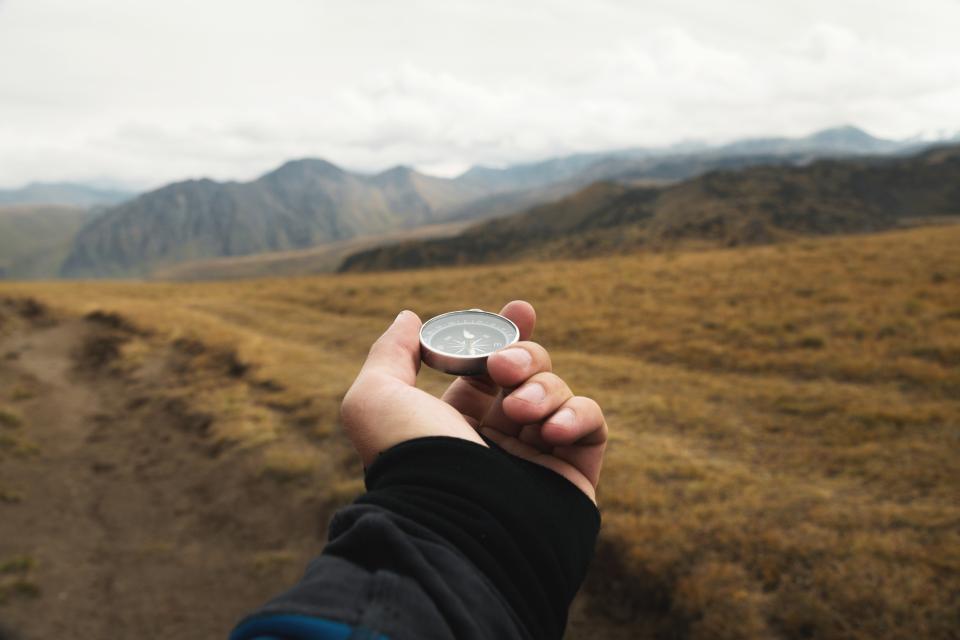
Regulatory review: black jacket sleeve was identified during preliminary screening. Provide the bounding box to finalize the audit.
[232,436,601,640]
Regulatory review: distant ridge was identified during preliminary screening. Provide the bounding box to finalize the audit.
[714,124,901,157]
[338,143,960,272]
[0,182,134,207]
[451,125,917,193]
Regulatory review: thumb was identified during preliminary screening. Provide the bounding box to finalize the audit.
[359,310,422,386]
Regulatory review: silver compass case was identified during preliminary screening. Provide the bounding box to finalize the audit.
[419,309,520,376]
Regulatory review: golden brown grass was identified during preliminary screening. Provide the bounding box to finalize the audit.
[0,406,22,429]
[0,554,39,604]
[1,224,958,639]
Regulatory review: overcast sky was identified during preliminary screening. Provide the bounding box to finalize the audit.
[1,0,958,189]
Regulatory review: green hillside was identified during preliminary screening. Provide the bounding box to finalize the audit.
[0,205,98,279]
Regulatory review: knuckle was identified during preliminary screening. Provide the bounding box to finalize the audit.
[339,391,357,423]
[462,374,499,396]
[575,395,602,414]
[517,341,552,370]
[340,383,365,427]
[573,395,609,438]
[367,334,391,358]
[530,371,562,386]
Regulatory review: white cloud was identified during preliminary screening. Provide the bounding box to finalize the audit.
[0,0,958,188]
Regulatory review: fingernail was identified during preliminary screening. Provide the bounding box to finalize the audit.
[549,408,576,427]
[392,310,407,325]
[513,382,545,404]
[498,347,532,370]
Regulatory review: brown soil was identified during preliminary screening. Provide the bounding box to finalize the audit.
[0,300,336,639]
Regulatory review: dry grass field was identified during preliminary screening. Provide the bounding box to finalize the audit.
[1,224,958,639]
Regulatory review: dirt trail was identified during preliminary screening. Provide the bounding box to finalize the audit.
[0,301,333,639]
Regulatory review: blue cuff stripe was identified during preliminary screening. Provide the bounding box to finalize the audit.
[230,614,389,640]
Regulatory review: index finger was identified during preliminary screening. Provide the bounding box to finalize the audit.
[438,300,536,425]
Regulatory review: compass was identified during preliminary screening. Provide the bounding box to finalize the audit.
[419,309,520,375]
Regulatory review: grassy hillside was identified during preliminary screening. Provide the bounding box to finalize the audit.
[0,205,98,279]
[1,224,958,638]
[341,144,960,272]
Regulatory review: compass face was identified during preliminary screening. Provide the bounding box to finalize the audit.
[419,310,519,375]
[421,310,519,357]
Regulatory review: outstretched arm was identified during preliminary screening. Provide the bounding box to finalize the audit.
[230,301,607,640]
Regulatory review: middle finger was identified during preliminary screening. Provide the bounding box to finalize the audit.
[483,371,573,432]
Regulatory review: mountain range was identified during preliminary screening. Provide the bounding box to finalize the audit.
[453,125,931,192]
[60,161,487,277]
[1,125,955,280]
[338,143,960,272]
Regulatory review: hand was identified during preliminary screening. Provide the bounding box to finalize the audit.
[340,301,607,502]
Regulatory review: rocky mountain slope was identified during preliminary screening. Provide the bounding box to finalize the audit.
[151,152,824,282]
[60,161,487,278]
